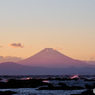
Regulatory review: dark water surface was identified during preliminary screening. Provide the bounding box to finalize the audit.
[0,75,94,95]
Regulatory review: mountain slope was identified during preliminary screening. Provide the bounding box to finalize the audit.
[0,62,30,75]
[18,48,90,68]
[0,62,47,75]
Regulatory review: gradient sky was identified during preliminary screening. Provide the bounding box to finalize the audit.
[0,0,95,61]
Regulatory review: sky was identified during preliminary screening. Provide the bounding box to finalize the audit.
[0,0,95,62]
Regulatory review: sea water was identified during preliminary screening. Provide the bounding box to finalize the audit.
[0,75,94,95]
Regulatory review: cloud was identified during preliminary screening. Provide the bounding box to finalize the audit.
[9,43,24,48]
[0,56,23,63]
[0,45,3,48]
[53,47,63,50]
[90,57,95,60]
[90,54,95,60]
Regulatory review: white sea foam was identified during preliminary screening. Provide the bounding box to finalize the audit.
[0,88,85,95]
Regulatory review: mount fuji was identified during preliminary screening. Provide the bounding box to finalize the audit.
[18,48,92,68]
[0,48,95,75]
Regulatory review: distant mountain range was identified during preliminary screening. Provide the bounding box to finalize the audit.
[0,48,95,75]
[0,62,48,75]
[0,62,95,75]
[84,60,95,65]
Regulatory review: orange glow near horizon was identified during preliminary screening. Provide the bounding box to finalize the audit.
[0,0,95,61]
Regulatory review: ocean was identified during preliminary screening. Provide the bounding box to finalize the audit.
[0,75,94,95]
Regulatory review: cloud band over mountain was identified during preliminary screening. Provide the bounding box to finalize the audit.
[0,56,22,63]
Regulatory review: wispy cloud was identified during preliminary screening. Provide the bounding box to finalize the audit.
[89,54,95,60]
[53,47,63,50]
[0,45,3,48]
[9,43,24,48]
[0,56,23,63]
